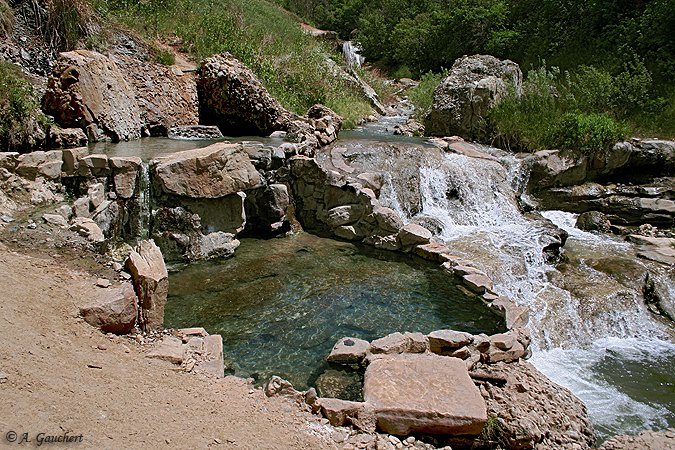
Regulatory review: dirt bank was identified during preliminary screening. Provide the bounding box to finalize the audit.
[0,236,337,449]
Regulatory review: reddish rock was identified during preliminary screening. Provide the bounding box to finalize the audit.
[327,337,370,365]
[363,353,487,436]
[79,282,138,334]
[125,240,168,331]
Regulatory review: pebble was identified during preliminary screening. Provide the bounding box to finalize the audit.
[404,437,415,445]
[0,372,8,383]
[1,215,14,223]
[97,344,107,351]
[96,278,111,288]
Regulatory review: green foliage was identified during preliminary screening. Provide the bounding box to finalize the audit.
[98,0,374,126]
[478,415,504,446]
[407,70,447,119]
[0,62,45,152]
[150,45,176,66]
[488,64,637,152]
[551,112,627,153]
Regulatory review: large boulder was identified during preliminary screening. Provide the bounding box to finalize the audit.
[197,52,292,136]
[125,240,168,331]
[80,282,138,334]
[426,54,522,139]
[42,50,143,142]
[152,142,264,198]
[363,353,487,436]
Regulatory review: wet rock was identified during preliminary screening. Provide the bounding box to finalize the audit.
[244,184,290,236]
[576,211,611,232]
[109,156,142,199]
[152,142,263,198]
[198,52,291,136]
[462,273,494,294]
[480,361,596,449]
[326,204,365,227]
[125,239,168,331]
[196,232,240,259]
[80,282,138,334]
[413,242,452,262]
[374,207,404,233]
[599,428,675,450]
[397,224,432,251]
[393,118,425,137]
[363,353,487,435]
[168,125,224,140]
[426,55,522,139]
[316,369,363,400]
[328,337,370,365]
[42,50,143,141]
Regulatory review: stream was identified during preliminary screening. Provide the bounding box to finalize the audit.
[95,116,675,442]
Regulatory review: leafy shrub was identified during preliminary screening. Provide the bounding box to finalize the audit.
[151,45,176,65]
[407,70,447,119]
[550,112,627,153]
[0,62,46,152]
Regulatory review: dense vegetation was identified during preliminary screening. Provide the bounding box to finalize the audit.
[281,0,675,148]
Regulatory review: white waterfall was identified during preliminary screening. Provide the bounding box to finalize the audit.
[376,148,675,438]
[342,41,364,68]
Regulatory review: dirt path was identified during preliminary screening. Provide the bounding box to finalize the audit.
[0,242,337,449]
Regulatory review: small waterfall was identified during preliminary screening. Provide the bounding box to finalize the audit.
[371,145,675,437]
[137,162,151,240]
[342,41,364,68]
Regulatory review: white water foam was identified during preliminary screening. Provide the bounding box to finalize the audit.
[376,147,675,437]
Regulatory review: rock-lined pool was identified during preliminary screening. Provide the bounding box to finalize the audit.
[165,232,504,389]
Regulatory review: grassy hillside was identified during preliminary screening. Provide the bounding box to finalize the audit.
[93,0,374,127]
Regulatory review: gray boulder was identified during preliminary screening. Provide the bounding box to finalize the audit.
[426,54,522,139]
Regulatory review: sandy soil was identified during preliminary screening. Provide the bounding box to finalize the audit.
[0,235,338,449]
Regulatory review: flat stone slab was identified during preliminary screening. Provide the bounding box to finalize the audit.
[363,353,487,436]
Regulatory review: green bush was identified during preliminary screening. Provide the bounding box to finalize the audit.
[550,112,627,153]
[407,70,447,119]
[151,45,176,65]
[0,62,46,152]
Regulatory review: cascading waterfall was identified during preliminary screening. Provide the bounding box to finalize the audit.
[376,148,675,438]
[342,41,364,68]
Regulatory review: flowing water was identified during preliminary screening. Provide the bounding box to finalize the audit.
[336,136,675,439]
[165,233,504,389]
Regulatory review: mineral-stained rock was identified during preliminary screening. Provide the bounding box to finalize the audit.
[198,52,292,136]
[363,353,487,436]
[125,239,168,331]
[168,125,223,140]
[80,282,138,334]
[327,337,370,365]
[152,142,263,198]
[575,210,611,232]
[316,369,363,400]
[480,361,596,449]
[426,55,522,139]
[42,50,143,141]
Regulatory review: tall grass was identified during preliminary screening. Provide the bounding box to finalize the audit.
[407,70,448,119]
[42,0,95,51]
[0,0,15,38]
[95,0,374,125]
